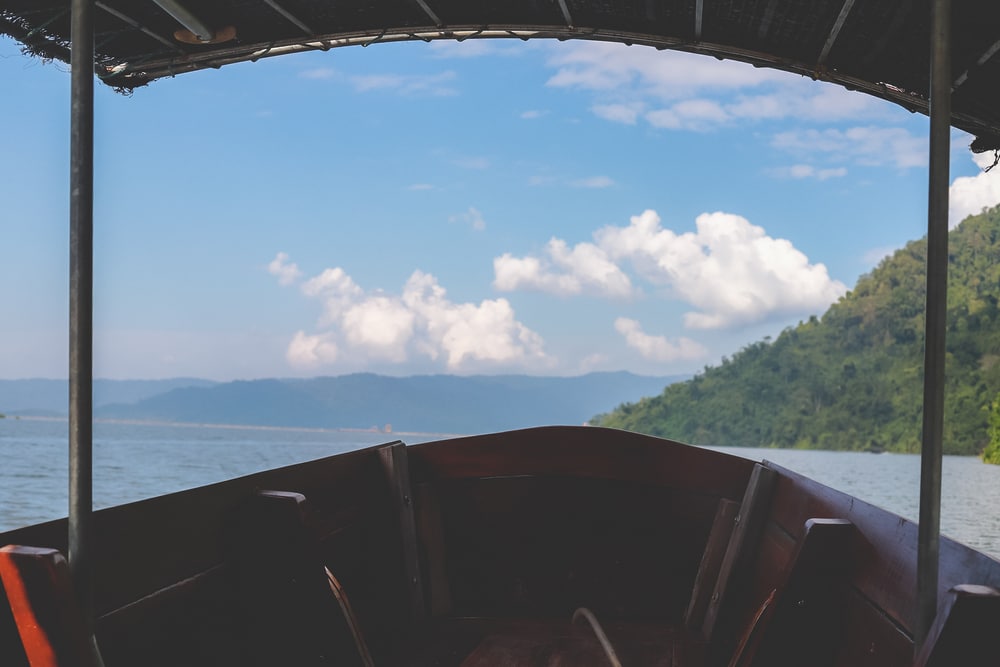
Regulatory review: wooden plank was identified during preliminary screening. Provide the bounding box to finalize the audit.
[832,587,912,667]
[414,482,453,617]
[378,442,427,622]
[685,498,739,634]
[0,545,104,667]
[409,426,754,500]
[701,464,778,643]
[738,519,857,667]
[914,584,1000,666]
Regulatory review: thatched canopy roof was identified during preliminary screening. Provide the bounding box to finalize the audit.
[3,0,1000,146]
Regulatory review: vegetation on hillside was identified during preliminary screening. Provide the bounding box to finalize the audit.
[595,205,1000,457]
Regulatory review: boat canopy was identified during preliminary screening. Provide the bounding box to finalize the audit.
[0,0,981,654]
[2,0,1000,148]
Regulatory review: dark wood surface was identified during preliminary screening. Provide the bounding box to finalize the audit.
[685,499,739,634]
[409,426,754,499]
[915,584,1000,666]
[5,427,1000,666]
[702,464,777,646]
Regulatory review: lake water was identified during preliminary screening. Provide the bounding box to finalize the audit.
[3,417,1000,560]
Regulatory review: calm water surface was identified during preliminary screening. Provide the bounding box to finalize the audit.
[3,417,1000,559]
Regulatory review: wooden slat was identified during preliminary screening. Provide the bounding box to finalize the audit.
[701,464,777,643]
[738,519,857,667]
[378,442,427,622]
[685,498,739,634]
[914,584,1000,666]
[0,545,104,667]
[414,482,453,617]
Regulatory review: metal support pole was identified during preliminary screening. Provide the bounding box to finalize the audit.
[69,0,95,635]
[916,0,951,652]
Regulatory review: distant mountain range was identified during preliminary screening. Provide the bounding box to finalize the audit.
[0,373,684,434]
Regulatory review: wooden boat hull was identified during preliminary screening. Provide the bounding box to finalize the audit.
[2,425,999,666]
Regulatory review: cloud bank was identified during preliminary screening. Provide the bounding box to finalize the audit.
[272,255,549,372]
[495,209,847,330]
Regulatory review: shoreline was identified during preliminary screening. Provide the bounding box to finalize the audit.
[3,414,467,440]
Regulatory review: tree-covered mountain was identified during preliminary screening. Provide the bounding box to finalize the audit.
[0,378,216,416]
[96,372,682,434]
[595,205,1000,456]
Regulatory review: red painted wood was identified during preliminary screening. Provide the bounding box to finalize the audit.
[0,546,100,666]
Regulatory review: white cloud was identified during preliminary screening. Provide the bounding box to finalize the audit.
[646,99,730,131]
[495,209,846,330]
[768,164,848,180]
[546,43,786,100]
[949,151,1000,227]
[454,155,491,170]
[407,183,435,191]
[349,71,457,96]
[274,259,549,372]
[520,109,547,119]
[267,252,303,286]
[614,318,707,362]
[772,127,926,169]
[287,331,338,367]
[544,42,889,131]
[592,103,643,125]
[299,67,337,80]
[494,237,634,298]
[572,176,615,189]
[342,296,415,361]
[428,40,525,59]
[450,207,487,231]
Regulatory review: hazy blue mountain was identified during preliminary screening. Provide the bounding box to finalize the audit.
[0,378,216,415]
[95,372,684,434]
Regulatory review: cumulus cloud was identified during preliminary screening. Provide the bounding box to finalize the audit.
[493,238,634,298]
[273,259,549,372]
[287,331,338,368]
[495,209,846,329]
[614,318,707,361]
[268,252,303,286]
[950,151,1000,227]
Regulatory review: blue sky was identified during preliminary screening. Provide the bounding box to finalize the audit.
[3,35,999,381]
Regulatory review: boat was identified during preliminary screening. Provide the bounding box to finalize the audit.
[3,0,1000,665]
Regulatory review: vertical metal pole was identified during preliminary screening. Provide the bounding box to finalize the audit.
[69,0,95,634]
[916,0,950,652]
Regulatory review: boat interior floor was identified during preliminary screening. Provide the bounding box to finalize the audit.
[391,617,700,667]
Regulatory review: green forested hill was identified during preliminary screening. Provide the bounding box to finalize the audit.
[595,205,1000,456]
